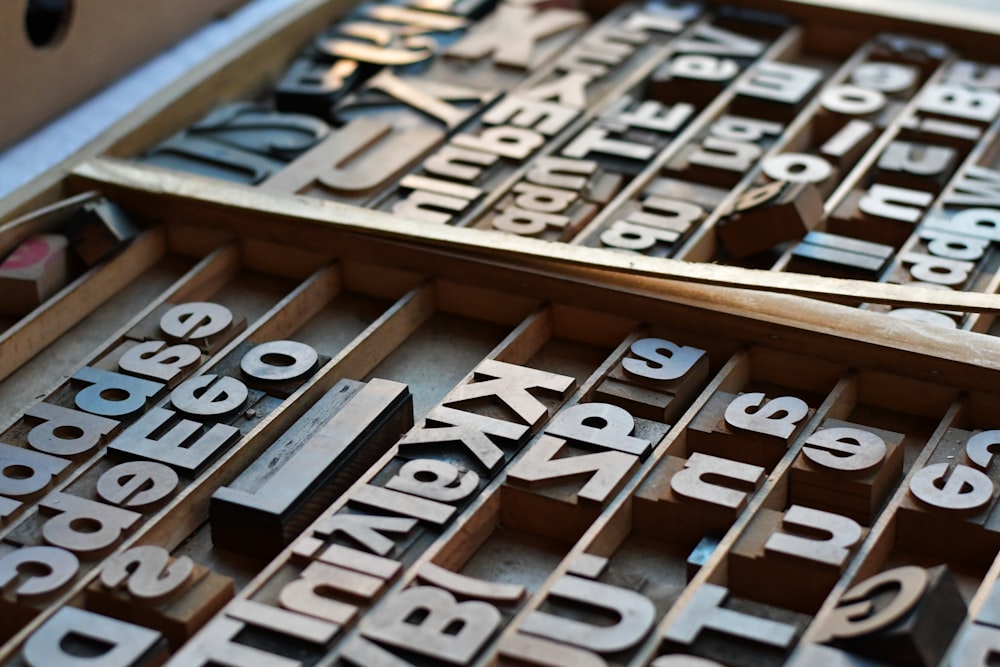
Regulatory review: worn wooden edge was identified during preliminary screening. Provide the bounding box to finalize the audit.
[67,158,1000,391]
[70,159,1000,315]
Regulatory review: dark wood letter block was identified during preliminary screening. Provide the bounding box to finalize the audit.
[717,180,824,259]
[21,606,166,667]
[87,546,234,649]
[686,391,812,470]
[211,378,412,558]
[729,506,866,613]
[66,198,140,267]
[815,564,965,666]
[633,453,765,548]
[897,427,1000,566]
[790,419,905,525]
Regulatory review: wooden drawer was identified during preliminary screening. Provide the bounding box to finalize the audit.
[1,0,1000,665]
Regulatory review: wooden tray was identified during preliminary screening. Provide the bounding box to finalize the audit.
[1,1,1000,665]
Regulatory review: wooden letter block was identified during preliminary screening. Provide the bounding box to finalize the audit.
[87,545,234,649]
[124,302,245,356]
[897,427,1000,566]
[109,406,241,478]
[66,198,139,267]
[38,491,141,558]
[0,442,69,501]
[0,234,71,316]
[687,390,812,469]
[786,231,894,280]
[633,453,765,548]
[211,378,412,558]
[733,61,823,122]
[360,585,501,664]
[790,419,905,524]
[593,337,709,423]
[519,574,656,654]
[729,506,865,613]
[875,140,958,194]
[0,545,79,637]
[814,565,965,666]
[828,185,933,247]
[21,606,166,667]
[504,433,639,543]
[661,583,807,667]
[717,180,824,258]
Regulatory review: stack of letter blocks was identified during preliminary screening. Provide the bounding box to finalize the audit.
[4,0,1000,665]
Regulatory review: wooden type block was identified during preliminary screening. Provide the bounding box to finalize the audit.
[827,186,933,248]
[916,83,1000,128]
[0,234,71,316]
[686,390,812,470]
[874,140,960,194]
[644,176,730,212]
[274,55,363,118]
[503,434,642,543]
[882,242,977,292]
[729,506,866,614]
[86,547,234,649]
[812,91,886,148]
[711,6,792,39]
[633,453,765,548]
[141,132,287,185]
[485,188,597,241]
[107,405,242,479]
[897,428,1000,566]
[105,339,204,389]
[65,198,140,267]
[592,375,675,419]
[125,302,246,356]
[141,103,330,185]
[667,142,751,190]
[0,545,80,640]
[18,606,167,667]
[211,378,412,558]
[503,395,669,541]
[6,491,142,560]
[785,231,894,280]
[814,564,966,666]
[732,61,824,122]
[650,53,737,108]
[518,572,657,657]
[820,119,878,171]
[868,34,950,76]
[716,180,824,259]
[661,583,808,667]
[592,337,709,422]
[667,116,783,189]
[141,102,311,182]
[789,419,905,525]
[0,441,69,503]
[235,339,326,398]
[898,113,984,150]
